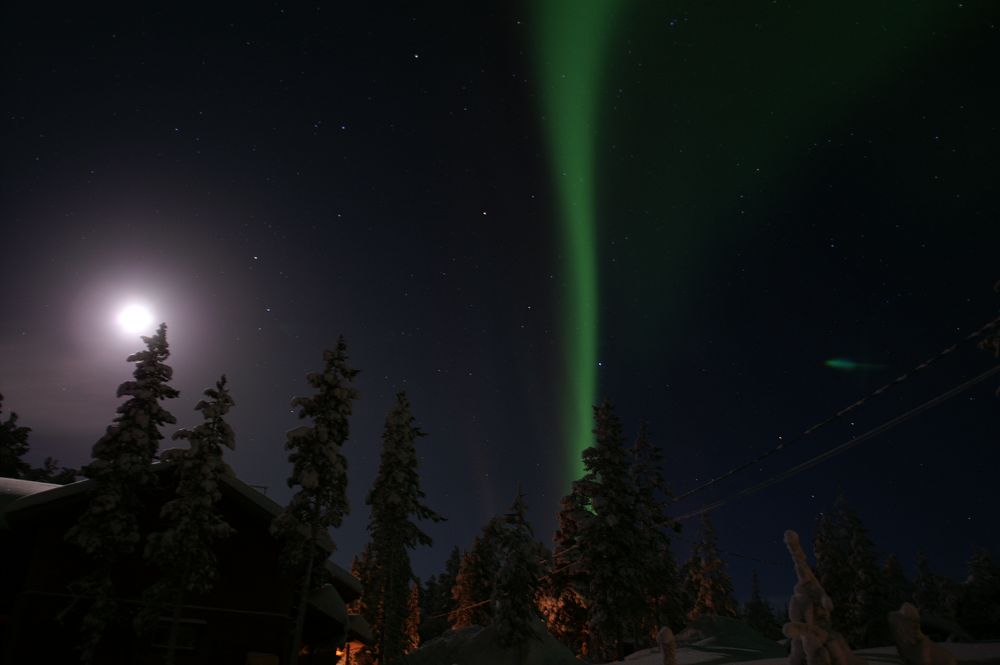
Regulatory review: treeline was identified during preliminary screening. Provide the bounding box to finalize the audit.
[4,326,999,665]
[810,495,1000,645]
[388,401,1000,662]
[0,393,77,483]
[386,400,756,663]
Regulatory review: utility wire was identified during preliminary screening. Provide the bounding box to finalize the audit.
[551,357,1000,561]
[670,313,1000,504]
[674,363,1000,521]
[549,315,999,561]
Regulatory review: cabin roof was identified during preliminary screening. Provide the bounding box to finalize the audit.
[0,465,362,601]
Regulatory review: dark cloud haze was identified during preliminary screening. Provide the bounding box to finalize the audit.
[2,3,998,602]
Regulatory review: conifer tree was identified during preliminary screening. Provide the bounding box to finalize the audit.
[450,518,503,629]
[684,514,737,620]
[365,392,443,665]
[0,393,77,483]
[415,577,441,652]
[493,489,544,648]
[0,392,31,478]
[405,581,422,653]
[813,493,886,641]
[65,323,179,664]
[558,400,644,660]
[743,570,781,640]
[143,375,236,664]
[813,504,851,628]
[839,501,883,645]
[913,552,947,616]
[23,455,78,483]
[882,553,912,612]
[631,422,681,636]
[272,337,360,665]
[544,491,591,655]
[420,546,461,642]
[348,543,379,665]
[678,557,698,622]
[957,549,1000,638]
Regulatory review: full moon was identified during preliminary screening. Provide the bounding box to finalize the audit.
[117,304,155,334]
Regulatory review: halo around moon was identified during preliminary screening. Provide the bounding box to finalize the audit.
[117,303,155,334]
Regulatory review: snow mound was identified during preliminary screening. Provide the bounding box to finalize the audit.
[674,616,787,659]
[405,617,582,665]
[614,643,1000,665]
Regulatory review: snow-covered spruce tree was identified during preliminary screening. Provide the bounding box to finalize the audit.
[840,501,884,646]
[913,552,952,617]
[882,554,912,613]
[0,394,78,483]
[493,489,544,648]
[142,375,236,664]
[743,570,781,640]
[65,323,179,664]
[814,496,884,646]
[543,490,592,655]
[272,337,360,665]
[450,517,503,629]
[365,392,444,665]
[957,548,1000,639]
[684,514,737,620]
[420,545,461,642]
[567,400,645,661]
[0,392,31,478]
[23,456,78,483]
[813,499,852,628]
[630,422,682,636]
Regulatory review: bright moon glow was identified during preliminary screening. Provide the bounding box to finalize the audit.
[117,304,155,334]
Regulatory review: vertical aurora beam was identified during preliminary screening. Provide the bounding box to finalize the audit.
[535,0,618,484]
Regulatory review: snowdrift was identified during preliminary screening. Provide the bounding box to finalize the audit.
[618,643,1000,665]
[404,618,583,665]
[674,615,787,659]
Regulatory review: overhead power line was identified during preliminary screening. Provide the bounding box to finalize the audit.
[671,312,1000,504]
[546,314,999,564]
[674,363,1000,521]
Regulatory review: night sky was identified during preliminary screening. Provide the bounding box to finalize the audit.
[2,2,998,604]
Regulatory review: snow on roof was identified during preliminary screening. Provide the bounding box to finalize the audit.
[0,476,61,503]
[308,583,348,625]
[347,614,374,645]
[0,476,77,529]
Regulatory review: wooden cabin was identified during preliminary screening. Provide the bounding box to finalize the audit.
[0,470,373,664]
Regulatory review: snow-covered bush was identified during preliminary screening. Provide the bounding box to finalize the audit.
[782,529,866,665]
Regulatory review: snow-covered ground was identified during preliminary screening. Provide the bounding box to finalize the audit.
[614,643,1000,665]
[403,614,1000,665]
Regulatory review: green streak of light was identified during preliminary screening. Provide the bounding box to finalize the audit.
[535,0,618,485]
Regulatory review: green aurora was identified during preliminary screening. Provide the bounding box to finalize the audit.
[824,358,886,371]
[533,1,975,488]
[535,0,619,484]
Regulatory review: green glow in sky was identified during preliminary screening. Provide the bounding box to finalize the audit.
[535,0,618,484]
[824,358,885,371]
